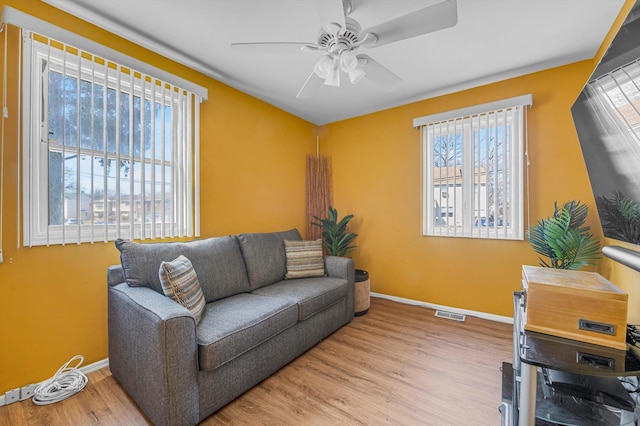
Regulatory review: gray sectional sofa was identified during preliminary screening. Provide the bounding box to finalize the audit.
[107,229,355,426]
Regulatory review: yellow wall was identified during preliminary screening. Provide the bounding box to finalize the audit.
[0,0,636,396]
[319,0,636,319]
[600,239,640,325]
[0,0,315,394]
[320,61,600,316]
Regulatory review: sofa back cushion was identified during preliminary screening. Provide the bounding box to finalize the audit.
[115,236,251,302]
[237,228,302,290]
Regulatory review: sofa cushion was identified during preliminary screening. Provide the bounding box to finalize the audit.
[252,277,348,321]
[197,293,298,371]
[237,229,302,290]
[115,236,251,302]
[159,255,206,324]
[284,239,325,279]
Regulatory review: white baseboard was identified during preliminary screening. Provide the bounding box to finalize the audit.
[81,358,110,375]
[0,358,109,407]
[370,292,514,324]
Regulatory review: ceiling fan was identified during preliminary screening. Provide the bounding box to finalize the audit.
[231,0,458,98]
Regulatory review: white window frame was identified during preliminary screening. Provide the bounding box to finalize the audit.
[415,95,532,240]
[22,31,201,246]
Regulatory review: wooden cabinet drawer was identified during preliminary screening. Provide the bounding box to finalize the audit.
[522,265,628,350]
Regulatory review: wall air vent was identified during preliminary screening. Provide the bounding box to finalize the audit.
[435,310,466,322]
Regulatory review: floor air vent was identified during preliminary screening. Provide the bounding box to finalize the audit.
[435,310,466,322]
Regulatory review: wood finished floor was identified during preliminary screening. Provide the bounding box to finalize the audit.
[0,297,513,425]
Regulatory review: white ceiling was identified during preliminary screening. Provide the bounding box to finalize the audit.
[43,0,626,125]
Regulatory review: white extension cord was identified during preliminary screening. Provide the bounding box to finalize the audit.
[32,355,88,405]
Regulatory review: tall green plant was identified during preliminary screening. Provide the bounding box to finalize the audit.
[596,191,640,244]
[311,205,358,257]
[527,200,601,269]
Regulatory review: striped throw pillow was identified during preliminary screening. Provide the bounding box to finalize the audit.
[284,239,325,279]
[159,255,206,324]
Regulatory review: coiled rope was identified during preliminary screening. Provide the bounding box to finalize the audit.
[32,355,88,405]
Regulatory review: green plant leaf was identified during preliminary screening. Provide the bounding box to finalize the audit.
[527,200,601,269]
[312,205,358,257]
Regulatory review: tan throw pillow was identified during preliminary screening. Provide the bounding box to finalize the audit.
[159,255,206,324]
[284,239,325,279]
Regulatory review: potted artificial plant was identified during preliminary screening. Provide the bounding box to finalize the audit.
[527,200,601,270]
[312,206,369,315]
[312,205,358,257]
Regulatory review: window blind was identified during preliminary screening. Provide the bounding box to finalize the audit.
[19,28,203,246]
[415,95,532,240]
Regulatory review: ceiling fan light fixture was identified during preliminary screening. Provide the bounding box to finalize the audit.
[340,50,365,84]
[313,55,333,79]
[339,49,358,72]
[347,67,365,84]
[325,64,341,87]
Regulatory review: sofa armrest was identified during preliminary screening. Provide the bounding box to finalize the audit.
[107,265,125,287]
[325,256,355,322]
[108,283,199,426]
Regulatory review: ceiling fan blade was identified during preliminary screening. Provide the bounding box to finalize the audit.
[358,55,403,91]
[231,42,318,53]
[362,0,458,48]
[296,72,324,99]
[311,0,347,32]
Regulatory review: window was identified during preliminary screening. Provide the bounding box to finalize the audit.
[22,31,203,246]
[588,59,640,146]
[414,95,532,240]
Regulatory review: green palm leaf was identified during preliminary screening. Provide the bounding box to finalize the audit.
[527,200,601,269]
